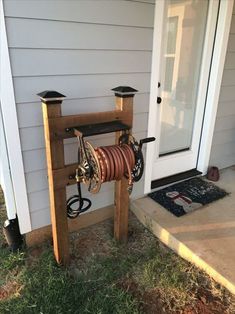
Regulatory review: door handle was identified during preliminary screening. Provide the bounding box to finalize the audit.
[157,97,162,104]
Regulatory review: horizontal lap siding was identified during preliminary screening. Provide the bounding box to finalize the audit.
[6,19,153,50]
[10,50,152,76]
[4,0,154,230]
[17,93,149,128]
[4,0,154,27]
[210,11,235,169]
[20,115,148,152]
[13,74,151,103]
[30,179,146,230]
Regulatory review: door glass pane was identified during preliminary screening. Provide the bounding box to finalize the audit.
[159,0,209,156]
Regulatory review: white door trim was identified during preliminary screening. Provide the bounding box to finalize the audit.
[145,0,234,194]
[144,0,165,193]
[0,0,31,233]
[197,0,234,173]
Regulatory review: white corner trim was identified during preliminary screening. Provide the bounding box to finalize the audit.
[0,105,17,220]
[197,0,234,174]
[0,0,31,233]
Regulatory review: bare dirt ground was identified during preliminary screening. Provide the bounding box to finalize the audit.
[67,213,235,314]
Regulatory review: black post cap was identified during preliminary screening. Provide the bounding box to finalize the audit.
[37,90,66,103]
[112,86,138,98]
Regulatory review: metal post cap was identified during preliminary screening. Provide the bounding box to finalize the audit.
[37,90,66,103]
[111,86,138,98]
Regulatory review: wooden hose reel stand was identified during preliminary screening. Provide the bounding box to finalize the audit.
[38,86,155,265]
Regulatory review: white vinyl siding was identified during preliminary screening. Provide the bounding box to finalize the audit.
[3,0,154,230]
[209,8,235,169]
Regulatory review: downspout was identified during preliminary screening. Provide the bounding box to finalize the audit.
[0,102,23,250]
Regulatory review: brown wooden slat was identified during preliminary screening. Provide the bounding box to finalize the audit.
[53,163,78,189]
[114,176,129,242]
[42,101,70,265]
[115,96,133,128]
[114,96,133,242]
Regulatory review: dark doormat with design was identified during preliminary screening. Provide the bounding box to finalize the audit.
[148,177,228,217]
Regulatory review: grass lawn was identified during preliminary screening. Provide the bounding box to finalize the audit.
[0,190,234,313]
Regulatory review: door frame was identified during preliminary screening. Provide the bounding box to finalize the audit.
[144,0,234,194]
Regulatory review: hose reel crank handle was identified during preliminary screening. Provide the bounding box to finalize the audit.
[139,137,156,150]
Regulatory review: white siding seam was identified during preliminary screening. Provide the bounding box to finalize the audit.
[217,112,235,119]
[221,83,235,87]
[18,115,149,129]
[211,139,235,147]
[224,66,235,71]
[213,126,235,133]
[28,189,49,197]
[5,16,154,30]
[24,166,46,174]
[16,92,150,105]
[215,112,235,119]
[216,114,235,121]
[20,128,148,153]
[216,100,235,104]
[8,47,153,52]
[18,93,149,102]
[20,123,147,133]
[19,121,148,131]
[13,72,151,79]
[30,207,49,214]
[210,151,235,159]
[25,169,45,176]
[29,193,115,214]
[125,0,154,4]
[27,184,114,198]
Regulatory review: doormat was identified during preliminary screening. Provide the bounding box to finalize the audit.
[148,177,228,217]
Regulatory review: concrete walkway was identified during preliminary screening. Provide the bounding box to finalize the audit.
[131,167,235,294]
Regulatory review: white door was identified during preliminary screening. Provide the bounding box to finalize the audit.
[147,0,220,183]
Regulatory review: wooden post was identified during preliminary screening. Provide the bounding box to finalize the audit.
[37,87,136,263]
[112,86,138,242]
[37,91,69,265]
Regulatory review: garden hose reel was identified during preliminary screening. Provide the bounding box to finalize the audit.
[66,132,155,219]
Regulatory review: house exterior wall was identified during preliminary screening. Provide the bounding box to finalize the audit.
[209,4,235,169]
[4,0,233,233]
[3,0,155,231]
